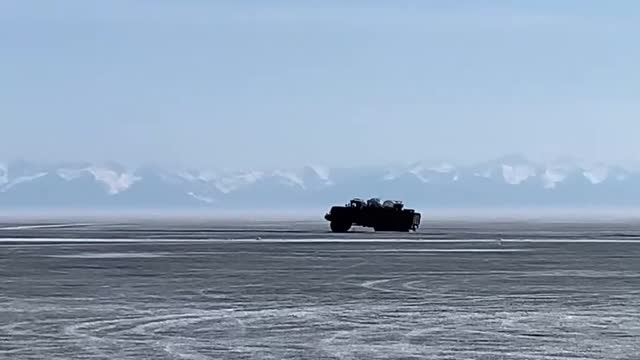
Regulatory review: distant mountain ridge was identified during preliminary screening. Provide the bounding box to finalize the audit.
[1,156,640,209]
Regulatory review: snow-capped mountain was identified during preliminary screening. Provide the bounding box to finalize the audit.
[1,156,640,209]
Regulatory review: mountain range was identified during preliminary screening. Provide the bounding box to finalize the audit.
[2,155,640,210]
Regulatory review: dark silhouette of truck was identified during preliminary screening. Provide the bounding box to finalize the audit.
[324,198,421,232]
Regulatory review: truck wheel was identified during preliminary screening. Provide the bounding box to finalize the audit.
[330,221,351,232]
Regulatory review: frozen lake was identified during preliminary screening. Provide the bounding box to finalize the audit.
[1,218,640,359]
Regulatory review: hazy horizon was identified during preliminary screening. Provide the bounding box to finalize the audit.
[3,0,640,169]
[7,205,640,221]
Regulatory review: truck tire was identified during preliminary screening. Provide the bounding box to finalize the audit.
[330,221,351,232]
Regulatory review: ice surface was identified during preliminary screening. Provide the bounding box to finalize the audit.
[1,231,640,359]
[46,252,170,258]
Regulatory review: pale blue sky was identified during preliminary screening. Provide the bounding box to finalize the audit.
[2,0,640,169]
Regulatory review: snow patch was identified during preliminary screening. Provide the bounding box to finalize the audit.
[405,162,455,182]
[87,167,141,195]
[158,171,189,185]
[429,162,455,173]
[309,165,330,181]
[273,170,305,188]
[177,171,198,182]
[197,171,218,182]
[583,167,609,184]
[501,164,536,185]
[187,192,215,203]
[307,165,333,185]
[474,169,493,179]
[179,170,218,183]
[1,172,48,192]
[57,168,89,181]
[408,164,429,183]
[542,168,567,189]
[0,163,7,186]
[176,171,202,182]
[214,171,264,194]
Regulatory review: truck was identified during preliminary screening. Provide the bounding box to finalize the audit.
[323,197,421,232]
